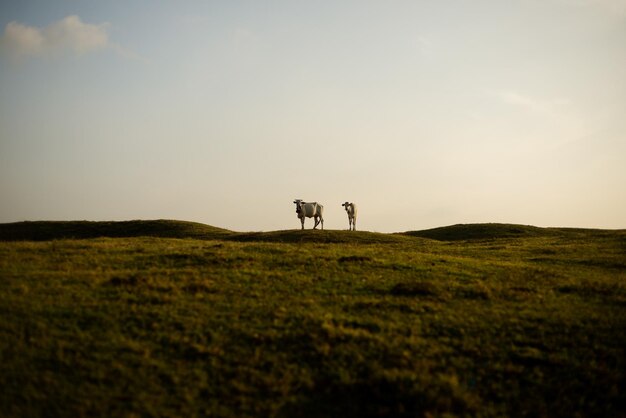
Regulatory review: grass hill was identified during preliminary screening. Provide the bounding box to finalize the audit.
[0,219,232,241]
[403,222,625,241]
[1,220,625,417]
[229,229,411,244]
[0,220,409,243]
[403,223,556,241]
[3,219,620,243]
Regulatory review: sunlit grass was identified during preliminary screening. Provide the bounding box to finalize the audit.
[1,222,625,417]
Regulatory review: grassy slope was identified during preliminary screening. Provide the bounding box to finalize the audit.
[0,221,625,417]
[402,222,622,241]
[0,220,232,241]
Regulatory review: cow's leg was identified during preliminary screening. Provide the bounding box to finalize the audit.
[300,216,305,230]
[320,217,324,230]
[353,218,356,231]
[313,216,319,229]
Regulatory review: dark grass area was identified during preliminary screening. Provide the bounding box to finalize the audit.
[0,220,232,241]
[1,221,625,417]
[402,222,625,241]
[229,229,411,244]
[6,220,620,243]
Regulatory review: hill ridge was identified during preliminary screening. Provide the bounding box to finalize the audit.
[403,222,624,241]
[0,219,231,241]
[0,220,622,242]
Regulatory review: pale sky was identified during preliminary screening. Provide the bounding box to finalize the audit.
[1,1,625,232]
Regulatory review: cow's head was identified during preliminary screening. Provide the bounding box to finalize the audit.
[294,199,304,213]
[342,202,351,212]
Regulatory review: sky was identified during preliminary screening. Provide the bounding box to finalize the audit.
[1,1,625,232]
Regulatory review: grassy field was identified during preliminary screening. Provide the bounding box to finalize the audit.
[1,220,625,417]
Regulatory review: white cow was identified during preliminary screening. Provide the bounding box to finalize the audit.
[293,199,324,230]
[342,202,357,231]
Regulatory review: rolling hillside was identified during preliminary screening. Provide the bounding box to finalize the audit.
[1,220,624,417]
[401,222,624,241]
[0,219,232,241]
[2,219,621,243]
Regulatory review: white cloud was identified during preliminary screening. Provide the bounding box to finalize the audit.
[494,89,592,150]
[3,21,44,55]
[2,15,109,58]
[496,90,570,114]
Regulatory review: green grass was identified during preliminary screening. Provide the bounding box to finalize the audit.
[1,221,625,417]
[0,219,231,241]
